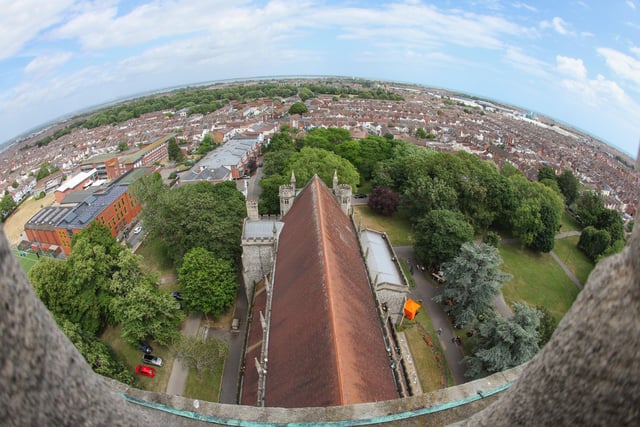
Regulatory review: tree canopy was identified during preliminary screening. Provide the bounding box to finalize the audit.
[288,102,308,115]
[414,209,474,268]
[174,336,228,379]
[367,186,400,216]
[178,247,237,317]
[465,303,541,379]
[433,241,511,326]
[135,180,246,266]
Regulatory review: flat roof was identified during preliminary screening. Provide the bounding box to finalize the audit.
[360,229,405,287]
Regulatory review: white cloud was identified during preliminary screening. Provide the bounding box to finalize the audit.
[597,47,640,90]
[626,1,636,9]
[503,47,550,78]
[24,52,72,75]
[540,17,574,36]
[556,55,587,79]
[324,3,536,51]
[512,2,537,13]
[0,0,74,59]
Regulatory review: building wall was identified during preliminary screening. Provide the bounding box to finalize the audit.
[376,287,407,325]
[95,191,141,237]
[241,238,275,300]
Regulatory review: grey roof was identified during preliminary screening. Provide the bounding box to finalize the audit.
[26,206,74,230]
[59,185,128,229]
[360,230,405,287]
[242,219,284,239]
[198,137,258,170]
[182,165,231,182]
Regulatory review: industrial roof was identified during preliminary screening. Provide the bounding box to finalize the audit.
[25,206,74,230]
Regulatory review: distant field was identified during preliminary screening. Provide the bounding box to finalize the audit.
[353,206,414,246]
[500,242,580,322]
[553,236,594,285]
[3,193,56,245]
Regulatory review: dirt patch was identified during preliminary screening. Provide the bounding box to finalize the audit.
[3,194,56,245]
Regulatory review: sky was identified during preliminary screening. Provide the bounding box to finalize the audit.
[1,0,639,157]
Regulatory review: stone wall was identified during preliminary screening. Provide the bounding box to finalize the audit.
[241,238,275,300]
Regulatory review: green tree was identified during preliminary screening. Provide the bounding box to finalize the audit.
[465,303,541,379]
[537,165,556,182]
[508,175,563,252]
[414,209,474,268]
[264,131,295,153]
[483,231,500,248]
[139,181,245,265]
[433,242,511,326]
[167,137,184,161]
[415,127,427,139]
[286,147,359,190]
[55,315,134,385]
[574,190,604,227]
[173,336,228,380]
[178,248,237,317]
[196,133,216,154]
[299,87,315,101]
[288,102,308,115]
[28,258,72,320]
[117,141,129,152]
[577,226,611,261]
[595,208,624,243]
[111,280,184,345]
[130,172,166,208]
[557,170,579,205]
[0,193,17,219]
[402,175,458,220]
[35,162,59,181]
[535,305,557,348]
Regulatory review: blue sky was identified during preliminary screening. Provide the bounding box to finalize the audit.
[1,0,639,156]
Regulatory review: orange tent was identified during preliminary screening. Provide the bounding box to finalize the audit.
[404,299,421,320]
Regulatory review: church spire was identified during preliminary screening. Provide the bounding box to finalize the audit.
[332,169,338,193]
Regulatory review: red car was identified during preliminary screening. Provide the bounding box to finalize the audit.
[135,364,155,378]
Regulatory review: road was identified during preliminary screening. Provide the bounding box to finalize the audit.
[215,282,249,404]
[393,246,468,385]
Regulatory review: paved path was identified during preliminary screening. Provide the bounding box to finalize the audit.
[549,251,583,290]
[166,312,202,395]
[393,246,467,385]
[216,282,248,404]
[493,293,513,318]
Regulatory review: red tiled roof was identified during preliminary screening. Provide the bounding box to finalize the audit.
[264,176,397,408]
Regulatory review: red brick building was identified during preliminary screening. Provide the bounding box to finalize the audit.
[24,169,146,255]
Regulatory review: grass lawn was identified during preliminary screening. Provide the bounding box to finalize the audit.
[553,236,594,285]
[183,340,226,402]
[499,242,580,322]
[100,325,174,393]
[403,310,454,391]
[353,205,414,246]
[136,236,175,277]
[11,249,41,274]
[559,210,582,233]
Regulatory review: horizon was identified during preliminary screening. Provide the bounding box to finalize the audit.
[1,1,639,157]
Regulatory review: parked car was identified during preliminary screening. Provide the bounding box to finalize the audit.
[135,364,155,377]
[171,291,183,301]
[138,340,152,354]
[142,354,163,367]
[133,225,143,234]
